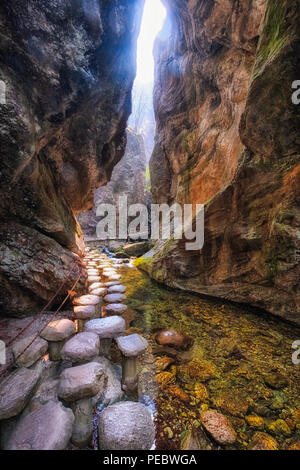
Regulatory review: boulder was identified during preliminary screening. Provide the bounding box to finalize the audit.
[0,368,40,420]
[58,362,104,402]
[200,410,237,445]
[155,329,192,350]
[92,357,124,406]
[41,319,76,342]
[123,241,152,257]
[98,401,155,450]
[12,335,48,367]
[90,288,108,296]
[104,293,126,304]
[105,304,128,315]
[4,401,74,450]
[84,316,126,339]
[116,334,148,357]
[61,332,100,363]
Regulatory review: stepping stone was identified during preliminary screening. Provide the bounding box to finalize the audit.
[61,332,100,363]
[73,305,96,320]
[105,281,121,287]
[90,288,108,296]
[73,294,101,306]
[104,293,126,304]
[87,269,99,275]
[58,362,104,402]
[84,316,126,339]
[0,368,40,420]
[89,282,104,291]
[4,401,74,450]
[105,304,127,315]
[116,334,148,357]
[108,275,121,281]
[41,319,76,342]
[12,335,48,367]
[108,285,126,294]
[98,401,155,450]
[88,276,101,282]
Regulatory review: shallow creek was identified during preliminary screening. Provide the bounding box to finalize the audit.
[108,260,300,450]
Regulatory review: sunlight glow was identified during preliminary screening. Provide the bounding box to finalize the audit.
[136,0,167,84]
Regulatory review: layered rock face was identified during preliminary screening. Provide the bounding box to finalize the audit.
[0,0,144,316]
[78,129,147,238]
[144,0,300,324]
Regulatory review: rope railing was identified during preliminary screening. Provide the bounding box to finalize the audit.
[0,260,84,379]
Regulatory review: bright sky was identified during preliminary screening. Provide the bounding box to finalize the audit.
[136,0,167,84]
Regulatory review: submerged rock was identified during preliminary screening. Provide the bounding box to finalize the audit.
[248,432,279,450]
[200,410,237,445]
[155,329,192,350]
[4,401,74,450]
[98,401,155,450]
[178,359,217,383]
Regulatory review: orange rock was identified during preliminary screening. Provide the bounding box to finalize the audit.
[155,329,192,350]
[168,385,190,403]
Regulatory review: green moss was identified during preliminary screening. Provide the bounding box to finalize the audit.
[253,0,290,80]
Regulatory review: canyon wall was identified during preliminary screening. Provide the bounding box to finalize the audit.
[143,0,300,324]
[78,128,148,238]
[0,0,144,316]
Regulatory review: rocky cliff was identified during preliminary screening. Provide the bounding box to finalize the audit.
[78,128,147,239]
[0,0,144,316]
[142,0,300,324]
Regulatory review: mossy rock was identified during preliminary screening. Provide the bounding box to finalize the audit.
[178,359,217,384]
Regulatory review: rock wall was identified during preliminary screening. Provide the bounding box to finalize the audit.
[0,0,144,316]
[78,128,147,238]
[143,0,300,324]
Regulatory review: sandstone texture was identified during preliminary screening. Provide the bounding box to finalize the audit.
[142,0,300,324]
[0,0,144,316]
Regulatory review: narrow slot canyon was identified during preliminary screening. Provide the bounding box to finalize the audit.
[0,0,299,453]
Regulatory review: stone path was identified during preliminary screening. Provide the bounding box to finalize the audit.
[0,248,151,450]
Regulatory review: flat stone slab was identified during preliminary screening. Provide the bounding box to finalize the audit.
[73,305,96,320]
[90,288,108,296]
[61,332,100,363]
[104,281,121,287]
[105,304,127,315]
[84,316,126,339]
[107,275,121,281]
[41,319,76,342]
[89,282,104,291]
[0,368,40,420]
[73,294,101,306]
[4,400,74,450]
[88,276,101,282]
[108,285,126,294]
[12,335,48,367]
[87,269,99,275]
[98,401,155,450]
[116,334,149,357]
[58,362,104,402]
[104,293,126,304]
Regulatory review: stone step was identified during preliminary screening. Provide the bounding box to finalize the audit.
[84,316,126,339]
[104,281,121,287]
[89,282,104,291]
[73,294,101,306]
[3,400,74,450]
[58,362,104,402]
[88,275,101,283]
[107,285,126,294]
[41,319,76,342]
[90,287,108,296]
[61,332,100,363]
[116,334,148,357]
[104,293,126,304]
[105,303,127,315]
[73,305,96,320]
